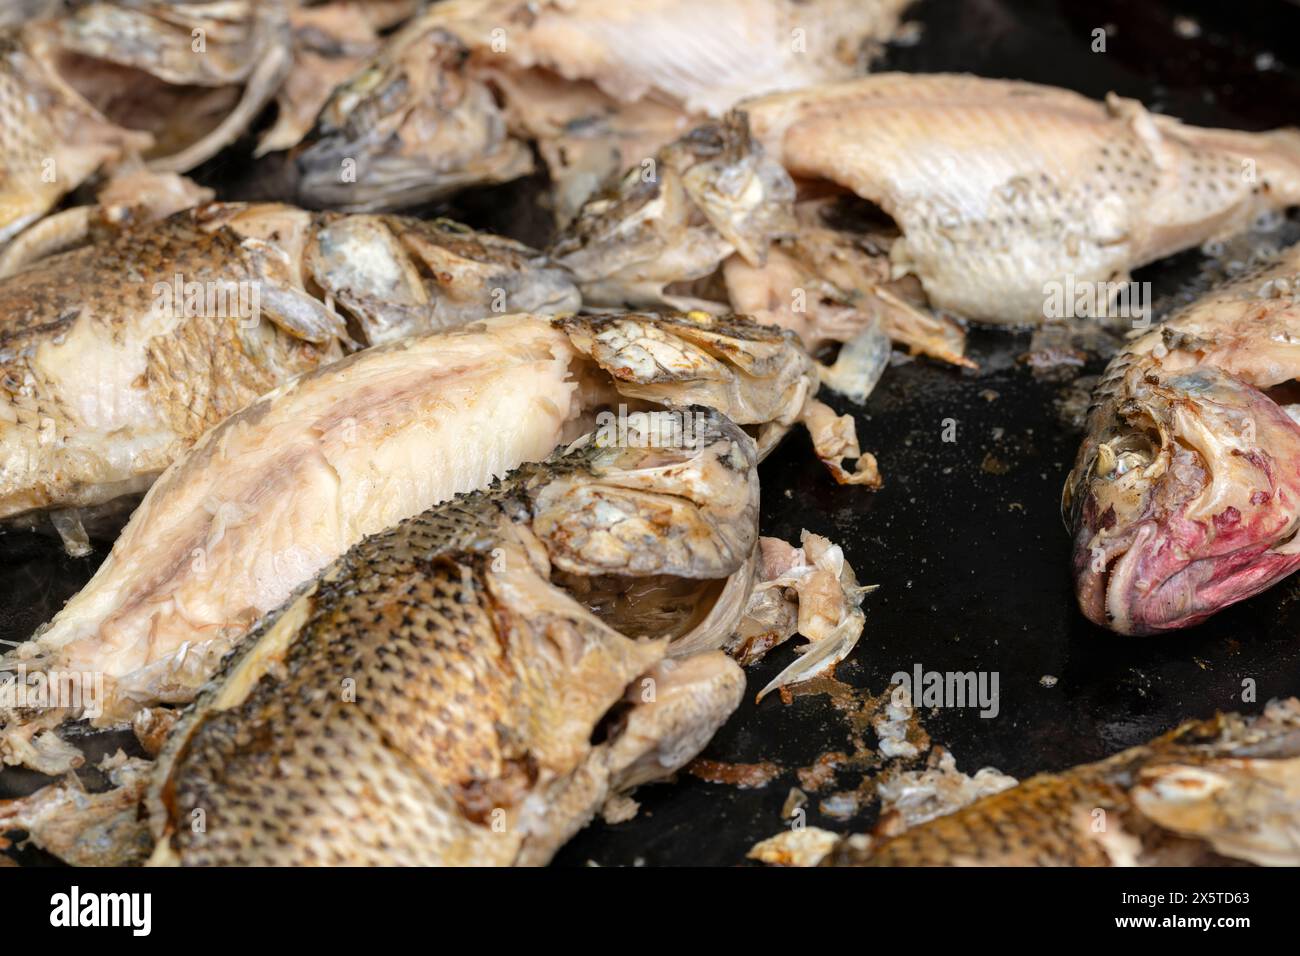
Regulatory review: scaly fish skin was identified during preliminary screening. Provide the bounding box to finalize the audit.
[828,698,1300,866]
[0,202,578,525]
[1065,245,1300,634]
[294,0,911,214]
[0,32,150,245]
[743,74,1300,325]
[3,312,818,763]
[146,413,757,865]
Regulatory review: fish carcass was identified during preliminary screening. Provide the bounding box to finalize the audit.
[552,111,971,376]
[741,74,1300,326]
[293,0,914,219]
[828,698,1300,866]
[0,202,578,542]
[2,311,865,774]
[144,412,758,865]
[0,1,422,247]
[1065,243,1300,634]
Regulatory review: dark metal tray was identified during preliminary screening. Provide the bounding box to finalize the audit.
[3,0,1299,866]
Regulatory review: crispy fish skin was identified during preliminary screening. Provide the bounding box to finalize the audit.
[146,414,756,866]
[828,698,1300,866]
[0,202,578,523]
[1065,245,1300,634]
[294,0,912,213]
[2,312,822,766]
[0,32,150,245]
[743,74,1300,325]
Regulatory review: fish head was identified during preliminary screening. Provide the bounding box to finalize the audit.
[551,113,794,306]
[294,27,532,211]
[528,407,760,649]
[1067,365,1300,634]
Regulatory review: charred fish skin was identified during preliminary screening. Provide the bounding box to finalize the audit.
[742,74,1300,325]
[828,698,1300,867]
[146,413,757,866]
[1066,246,1300,635]
[0,202,579,524]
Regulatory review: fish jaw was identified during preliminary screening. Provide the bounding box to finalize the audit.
[294,27,532,211]
[1070,366,1300,634]
[552,113,795,309]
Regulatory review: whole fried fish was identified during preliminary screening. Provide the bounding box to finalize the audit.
[0,202,578,536]
[146,412,757,865]
[828,698,1300,866]
[1065,243,1300,634]
[2,311,859,775]
[293,0,912,218]
[743,74,1300,325]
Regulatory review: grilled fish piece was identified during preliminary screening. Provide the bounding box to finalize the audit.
[22,0,291,173]
[146,413,757,865]
[0,31,150,245]
[554,113,972,372]
[828,698,1300,866]
[0,202,578,530]
[1065,244,1300,634]
[293,0,912,216]
[742,74,1300,325]
[2,313,829,772]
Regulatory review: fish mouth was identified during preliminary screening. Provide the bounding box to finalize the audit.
[1077,519,1300,635]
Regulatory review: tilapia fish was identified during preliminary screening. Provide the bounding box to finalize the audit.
[553,111,970,375]
[1065,243,1300,634]
[0,202,577,535]
[0,1,419,244]
[741,74,1300,325]
[20,0,291,173]
[293,0,912,217]
[828,698,1300,866]
[1,311,847,774]
[146,412,758,865]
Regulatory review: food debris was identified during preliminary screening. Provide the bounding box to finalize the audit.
[797,751,848,792]
[980,452,1011,475]
[601,794,640,825]
[686,758,782,789]
[737,533,875,701]
[874,685,929,759]
[874,747,1017,837]
[747,827,841,867]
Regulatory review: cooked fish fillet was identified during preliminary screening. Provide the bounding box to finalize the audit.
[1065,243,1300,634]
[295,0,912,214]
[829,698,1300,866]
[743,74,1300,324]
[2,312,828,773]
[146,413,757,865]
[0,202,577,529]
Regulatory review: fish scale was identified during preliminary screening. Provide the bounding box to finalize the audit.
[147,419,755,866]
